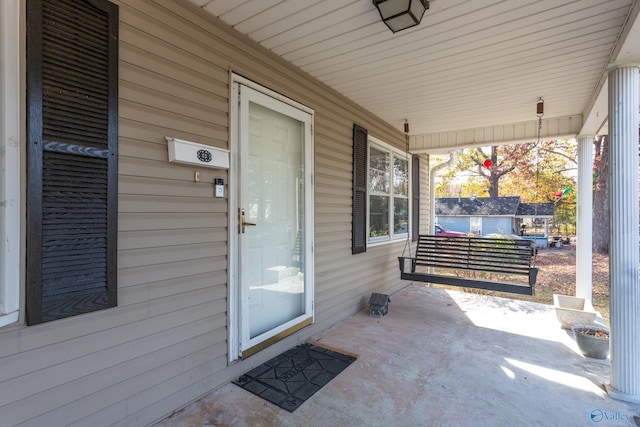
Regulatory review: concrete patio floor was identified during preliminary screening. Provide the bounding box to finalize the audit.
[154,285,640,427]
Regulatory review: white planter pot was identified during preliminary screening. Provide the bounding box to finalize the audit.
[553,294,596,330]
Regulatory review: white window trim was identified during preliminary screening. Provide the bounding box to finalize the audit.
[367,135,411,246]
[0,0,21,327]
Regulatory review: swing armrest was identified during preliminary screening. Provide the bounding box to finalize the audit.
[397,256,417,273]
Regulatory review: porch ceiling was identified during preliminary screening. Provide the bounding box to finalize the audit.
[189,0,640,139]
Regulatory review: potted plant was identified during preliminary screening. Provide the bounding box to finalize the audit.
[572,325,609,359]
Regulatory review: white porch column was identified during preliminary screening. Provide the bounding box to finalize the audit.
[575,136,593,302]
[606,64,640,403]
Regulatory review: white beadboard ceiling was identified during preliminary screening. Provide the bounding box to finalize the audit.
[189,0,640,137]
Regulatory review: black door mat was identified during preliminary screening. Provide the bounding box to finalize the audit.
[232,343,357,412]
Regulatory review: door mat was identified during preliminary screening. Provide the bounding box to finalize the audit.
[232,343,357,412]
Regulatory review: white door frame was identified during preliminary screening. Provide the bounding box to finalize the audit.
[228,75,314,362]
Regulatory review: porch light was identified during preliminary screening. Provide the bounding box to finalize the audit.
[373,0,429,33]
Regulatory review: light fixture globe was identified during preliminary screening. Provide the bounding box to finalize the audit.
[373,0,429,33]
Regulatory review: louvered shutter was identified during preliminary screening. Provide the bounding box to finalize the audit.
[352,125,368,254]
[412,154,420,241]
[26,0,118,325]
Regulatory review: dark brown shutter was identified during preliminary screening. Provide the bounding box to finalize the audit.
[412,154,420,241]
[27,0,118,325]
[352,125,368,254]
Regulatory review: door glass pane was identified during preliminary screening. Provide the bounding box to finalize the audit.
[246,101,305,339]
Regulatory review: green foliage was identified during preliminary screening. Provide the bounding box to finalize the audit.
[553,191,577,234]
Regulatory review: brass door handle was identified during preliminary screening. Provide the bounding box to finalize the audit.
[240,208,256,234]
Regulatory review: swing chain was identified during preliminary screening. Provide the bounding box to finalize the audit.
[401,120,413,258]
[534,98,544,221]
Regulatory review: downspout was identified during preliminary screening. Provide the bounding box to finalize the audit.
[429,151,458,233]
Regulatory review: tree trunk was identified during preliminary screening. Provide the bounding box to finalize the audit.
[592,136,609,254]
[488,174,499,197]
[488,147,499,197]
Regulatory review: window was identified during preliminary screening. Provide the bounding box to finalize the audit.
[470,217,482,236]
[352,125,412,252]
[26,0,119,325]
[0,0,20,327]
[368,139,410,243]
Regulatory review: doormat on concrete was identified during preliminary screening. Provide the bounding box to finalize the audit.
[232,343,357,412]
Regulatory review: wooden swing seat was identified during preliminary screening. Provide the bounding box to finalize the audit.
[398,235,537,295]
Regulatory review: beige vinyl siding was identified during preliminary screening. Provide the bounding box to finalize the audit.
[0,0,412,425]
[421,153,431,234]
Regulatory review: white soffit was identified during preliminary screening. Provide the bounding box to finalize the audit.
[410,115,583,154]
[190,0,638,137]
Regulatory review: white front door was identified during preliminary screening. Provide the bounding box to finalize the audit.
[231,81,314,359]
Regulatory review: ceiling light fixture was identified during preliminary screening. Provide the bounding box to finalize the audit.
[373,0,429,33]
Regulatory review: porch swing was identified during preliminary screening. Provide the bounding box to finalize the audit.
[397,102,545,296]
